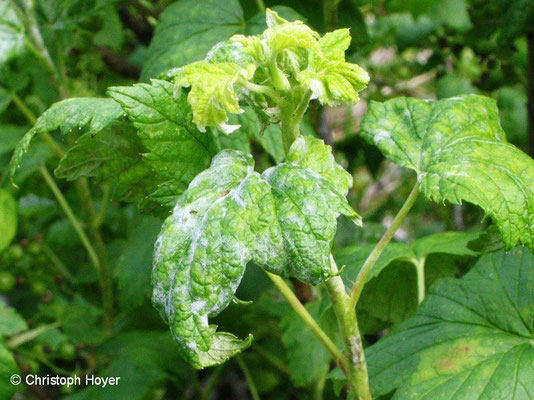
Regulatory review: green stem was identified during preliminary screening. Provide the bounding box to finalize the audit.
[413,257,426,304]
[22,0,67,98]
[255,0,266,12]
[325,257,372,400]
[237,356,260,400]
[39,165,113,333]
[94,185,111,228]
[11,93,65,158]
[253,344,290,375]
[324,0,341,31]
[74,178,114,334]
[349,184,420,309]
[266,272,349,372]
[5,322,60,349]
[201,366,225,400]
[10,92,37,124]
[281,89,312,153]
[41,244,75,283]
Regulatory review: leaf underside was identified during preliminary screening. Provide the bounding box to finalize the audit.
[360,95,534,251]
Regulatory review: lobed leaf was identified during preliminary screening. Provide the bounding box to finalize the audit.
[366,247,534,399]
[298,29,369,106]
[153,137,358,367]
[55,122,156,203]
[173,62,254,133]
[107,79,217,206]
[361,95,534,251]
[9,98,123,181]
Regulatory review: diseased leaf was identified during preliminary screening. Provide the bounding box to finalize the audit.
[0,0,25,66]
[0,302,27,337]
[153,137,358,367]
[286,136,353,195]
[0,189,17,252]
[367,247,534,399]
[141,0,244,80]
[9,98,123,181]
[107,80,218,206]
[173,62,254,133]
[152,151,278,368]
[361,95,534,251]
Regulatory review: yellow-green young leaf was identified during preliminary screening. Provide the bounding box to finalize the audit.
[299,61,369,106]
[318,29,351,61]
[298,29,369,106]
[153,139,358,367]
[0,190,17,252]
[0,0,25,66]
[361,95,534,251]
[107,80,218,206]
[367,247,534,399]
[263,12,319,55]
[9,98,124,181]
[173,62,253,133]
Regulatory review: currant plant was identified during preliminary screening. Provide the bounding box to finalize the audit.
[8,8,534,400]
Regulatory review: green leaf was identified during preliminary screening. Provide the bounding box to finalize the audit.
[498,0,534,40]
[114,215,162,310]
[411,231,480,259]
[152,151,273,368]
[0,302,27,337]
[0,0,25,66]
[153,138,358,367]
[173,61,253,133]
[141,0,244,80]
[0,189,17,252]
[67,331,187,400]
[286,136,353,195]
[361,95,534,251]
[0,344,17,400]
[55,122,156,204]
[281,300,334,386]
[367,247,534,399]
[9,98,123,181]
[107,80,217,205]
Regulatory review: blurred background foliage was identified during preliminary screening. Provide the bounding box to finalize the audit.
[0,0,532,399]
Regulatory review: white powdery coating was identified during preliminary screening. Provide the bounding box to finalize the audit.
[373,128,392,144]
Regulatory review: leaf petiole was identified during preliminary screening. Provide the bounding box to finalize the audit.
[349,184,420,310]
